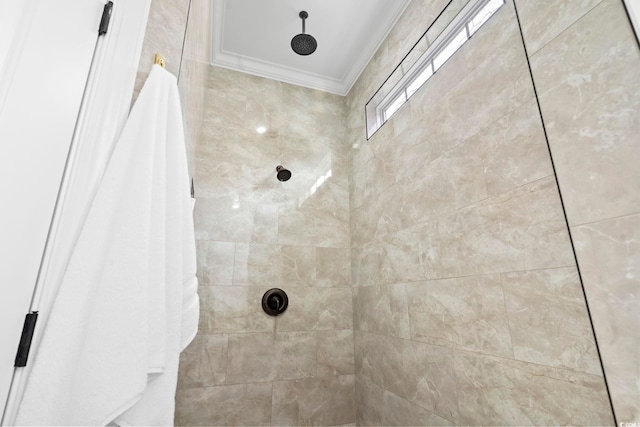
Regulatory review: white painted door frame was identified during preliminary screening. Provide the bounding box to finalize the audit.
[0,0,105,416]
[1,1,151,424]
[624,0,640,41]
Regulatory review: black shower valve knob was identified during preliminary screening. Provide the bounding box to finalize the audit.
[262,288,289,316]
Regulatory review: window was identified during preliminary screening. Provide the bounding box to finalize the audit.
[468,0,504,35]
[365,0,505,139]
[433,28,467,70]
[384,93,407,121]
[406,64,433,98]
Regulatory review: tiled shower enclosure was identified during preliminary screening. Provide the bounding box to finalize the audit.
[139,0,640,424]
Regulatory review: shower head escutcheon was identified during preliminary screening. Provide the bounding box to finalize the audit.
[276,165,292,182]
[291,11,317,56]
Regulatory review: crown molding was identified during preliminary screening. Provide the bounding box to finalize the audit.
[212,50,347,95]
[210,0,411,96]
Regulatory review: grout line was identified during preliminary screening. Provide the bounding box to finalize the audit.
[180,373,357,391]
[570,210,640,228]
[511,1,617,424]
[354,328,607,380]
[352,264,578,289]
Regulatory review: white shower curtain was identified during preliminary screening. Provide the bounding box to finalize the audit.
[15,64,199,426]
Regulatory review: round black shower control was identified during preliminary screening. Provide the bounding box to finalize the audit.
[262,288,289,316]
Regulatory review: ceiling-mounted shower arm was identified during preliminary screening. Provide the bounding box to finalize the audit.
[299,11,308,34]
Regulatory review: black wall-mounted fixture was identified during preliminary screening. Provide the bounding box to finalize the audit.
[262,288,288,316]
[291,11,317,56]
[276,165,292,182]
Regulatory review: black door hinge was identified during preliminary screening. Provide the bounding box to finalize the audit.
[98,1,114,36]
[14,312,38,367]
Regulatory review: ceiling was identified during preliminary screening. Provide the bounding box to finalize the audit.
[211,0,412,96]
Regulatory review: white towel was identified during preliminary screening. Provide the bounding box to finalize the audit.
[15,64,199,426]
[114,64,199,426]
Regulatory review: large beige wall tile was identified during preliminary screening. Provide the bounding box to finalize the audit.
[349,200,379,248]
[316,247,351,287]
[365,219,440,285]
[231,244,351,288]
[317,330,355,376]
[474,99,553,196]
[277,199,350,248]
[391,137,488,226]
[233,243,316,287]
[197,286,274,334]
[356,379,453,426]
[276,288,353,331]
[502,267,602,375]
[272,376,356,426]
[355,332,458,421]
[529,0,640,226]
[573,214,640,422]
[353,284,410,339]
[194,198,278,243]
[434,176,575,276]
[175,382,272,426]
[350,242,380,287]
[196,240,234,286]
[177,334,228,389]
[275,332,320,382]
[349,161,374,210]
[225,332,317,384]
[194,158,286,203]
[453,351,613,426]
[407,275,514,358]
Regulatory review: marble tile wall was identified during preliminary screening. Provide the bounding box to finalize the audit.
[175,65,354,426]
[346,0,616,425]
[516,0,640,422]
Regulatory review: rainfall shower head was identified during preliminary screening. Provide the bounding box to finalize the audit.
[276,165,292,182]
[291,11,317,56]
